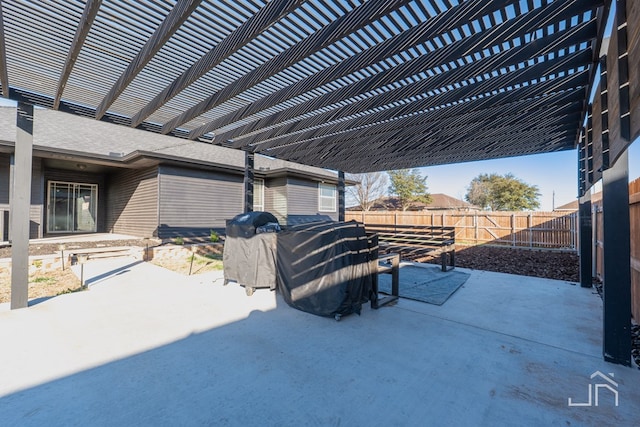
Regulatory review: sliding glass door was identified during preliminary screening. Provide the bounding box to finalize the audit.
[47,181,98,233]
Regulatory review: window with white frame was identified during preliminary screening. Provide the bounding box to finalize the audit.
[254,178,265,211]
[318,182,336,212]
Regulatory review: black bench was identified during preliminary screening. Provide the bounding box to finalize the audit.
[364,224,455,272]
[366,233,400,309]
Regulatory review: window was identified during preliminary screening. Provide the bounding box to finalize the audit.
[318,182,336,212]
[47,181,98,233]
[254,178,265,211]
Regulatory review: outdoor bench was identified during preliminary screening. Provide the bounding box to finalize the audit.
[67,246,137,264]
[364,223,455,272]
[366,232,400,309]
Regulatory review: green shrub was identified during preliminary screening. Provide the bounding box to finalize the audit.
[173,236,184,245]
[210,230,219,243]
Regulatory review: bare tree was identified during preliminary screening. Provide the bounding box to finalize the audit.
[346,172,388,211]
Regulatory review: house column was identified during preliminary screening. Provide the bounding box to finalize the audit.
[338,171,345,222]
[10,102,34,310]
[244,151,254,213]
[601,149,632,366]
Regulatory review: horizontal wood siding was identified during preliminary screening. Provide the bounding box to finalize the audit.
[106,167,158,237]
[287,177,338,221]
[30,158,43,238]
[0,154,9,239]
[158,165,243,237]
[265,177,287,224]
[0,155,44,238]
[44,168,107,234]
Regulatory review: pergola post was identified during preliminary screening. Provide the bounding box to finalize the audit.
[10,102,34,310]
[338,171,345,222]
[244,151,254,213]
[578,192,592,288]
[601,149,632,366]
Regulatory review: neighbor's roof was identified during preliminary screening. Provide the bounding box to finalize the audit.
[367,193,476,210]
[0,1,603,173]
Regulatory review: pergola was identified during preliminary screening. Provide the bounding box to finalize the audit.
[0,1,636,365]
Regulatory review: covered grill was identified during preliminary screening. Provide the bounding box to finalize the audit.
[223,211,280,296]
[275,221,373,320]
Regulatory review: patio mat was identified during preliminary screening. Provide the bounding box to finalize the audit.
[377,265,470,305]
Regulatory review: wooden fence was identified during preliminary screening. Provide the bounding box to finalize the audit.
[594,177,640,322]
[632,179,640,322]
[346,210,577,250]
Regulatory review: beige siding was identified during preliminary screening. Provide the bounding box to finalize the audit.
[106,167,158,237]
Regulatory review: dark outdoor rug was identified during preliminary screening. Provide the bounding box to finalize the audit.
[377,265,470,305]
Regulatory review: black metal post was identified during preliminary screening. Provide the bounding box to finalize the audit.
[10,102,34,310]
[338,171,345,222]
[601,149,632,366]
[578,193,592,288]
[244,151,254,213]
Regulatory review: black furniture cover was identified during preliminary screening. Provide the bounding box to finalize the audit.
[223,212,279,291]
[276,220,373,318]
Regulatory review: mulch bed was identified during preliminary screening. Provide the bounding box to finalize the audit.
[422,244,579,282]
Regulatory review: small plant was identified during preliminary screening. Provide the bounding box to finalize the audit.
[30,276,55,284]
[173,236,184,245]
[209,229,219,243]
[33,259,43,269]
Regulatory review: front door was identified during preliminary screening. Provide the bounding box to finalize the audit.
[47,181,98,233]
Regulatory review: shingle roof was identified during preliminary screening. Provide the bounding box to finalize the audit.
[0,1,603,173]
[0,106,337,179]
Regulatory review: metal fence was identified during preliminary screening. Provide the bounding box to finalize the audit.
[346,210,578,250]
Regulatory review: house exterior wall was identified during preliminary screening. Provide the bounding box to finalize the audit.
[0,154,44,239]
[286,177,338,221]
[157,165,243,237]
[265,177,288,224]
[106,166,158,237]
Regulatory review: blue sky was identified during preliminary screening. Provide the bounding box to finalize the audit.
[419,141,640,211]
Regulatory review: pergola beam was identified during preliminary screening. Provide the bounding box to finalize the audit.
[130,0,303,128]
[95,0,202,120]
[53,0,102,110]
[215,0,597,145]
[0,0,9,97]
[161,0,415,136]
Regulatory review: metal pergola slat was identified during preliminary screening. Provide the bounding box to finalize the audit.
[0,0,601,173]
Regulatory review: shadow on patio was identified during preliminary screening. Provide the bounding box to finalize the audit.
[0,260,638,426]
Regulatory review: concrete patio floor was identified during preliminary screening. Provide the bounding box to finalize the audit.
[1,259,639,426]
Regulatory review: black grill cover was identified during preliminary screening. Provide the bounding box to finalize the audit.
[226,211,279,238]
[223,233,277,290]
[276,221,373,318]
[223,211,280,290]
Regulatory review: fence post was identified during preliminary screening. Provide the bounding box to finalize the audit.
[511,214,516,247]
[474,213,478,245]
[528,213,533,247]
